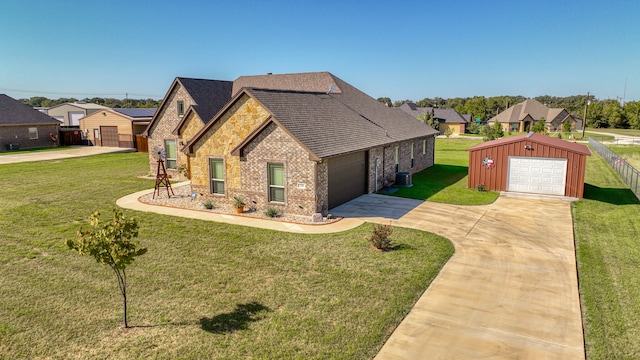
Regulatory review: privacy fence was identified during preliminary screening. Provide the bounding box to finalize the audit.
[589,137,640,200]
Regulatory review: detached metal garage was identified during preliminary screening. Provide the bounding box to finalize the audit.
[467,132,591,198]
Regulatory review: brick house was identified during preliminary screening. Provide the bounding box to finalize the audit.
[143,77,232,178]
[184,72,439,216]
[399,102,470,134]
[0,94,60,150]
[487,99,581,133]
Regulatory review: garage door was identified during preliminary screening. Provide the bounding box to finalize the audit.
[69,112,85,126]
[507,157,567,195]
[328,151,367,209]
[100,126,119,147]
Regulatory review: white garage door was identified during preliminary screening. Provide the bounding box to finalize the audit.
[507,157,567,195]
[69,112,85,126]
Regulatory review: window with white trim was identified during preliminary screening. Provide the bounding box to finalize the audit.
[411,143,414,168]
[164,139,177,169]
[210,158,225,194]
[177,100,184,117]
[268,163,285,202]
[29,127,38,140]
[394,146,399,173]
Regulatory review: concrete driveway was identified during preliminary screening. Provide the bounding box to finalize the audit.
[0,146,133,165]
[331,194,584,359]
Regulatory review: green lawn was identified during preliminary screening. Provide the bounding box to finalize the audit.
[0,145,73,155]
[574,151,640,359]
[386,138,499,204]
[588,128,640,137]
[0,153,453,359]
[606,145,640,170]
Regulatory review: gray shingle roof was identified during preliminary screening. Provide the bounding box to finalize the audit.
[228,73,438,158]
[399,102,468,123]
[489,99,568,124]
[0,94,60,125]
[177,78,233,123]
[233,72,341,96]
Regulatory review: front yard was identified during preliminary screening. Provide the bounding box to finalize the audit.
[0,153,453,359]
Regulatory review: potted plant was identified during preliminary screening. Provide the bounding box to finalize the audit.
[233,196,245,214]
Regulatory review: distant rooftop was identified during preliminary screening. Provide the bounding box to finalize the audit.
[113,108,156,118]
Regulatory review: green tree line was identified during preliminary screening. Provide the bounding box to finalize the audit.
[378,95,640,130]
[20,96,160,109]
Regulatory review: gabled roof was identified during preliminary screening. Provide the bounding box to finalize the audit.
[399,102,468,123]
[232,71,341,96]
[489,99,571,124]
[0,94,61,126]
[113,108,156,118]
[467,132,591,156]
[144,77,232,136]
[46,102,109,111]
[186,72,438,159]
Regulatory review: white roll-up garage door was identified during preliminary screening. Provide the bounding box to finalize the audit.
[507,157,567,195]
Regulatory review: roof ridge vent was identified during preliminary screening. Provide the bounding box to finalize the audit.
[526,131,535,138]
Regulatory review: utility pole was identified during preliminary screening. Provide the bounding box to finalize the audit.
[581,92,590,139]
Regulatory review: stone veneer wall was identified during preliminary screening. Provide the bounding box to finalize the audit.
[146,84,194,178]
[238,122,318,216]
[189,95,269,206]
[177,112,204,178]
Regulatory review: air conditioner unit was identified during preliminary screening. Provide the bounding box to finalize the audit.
[395,172,413,187]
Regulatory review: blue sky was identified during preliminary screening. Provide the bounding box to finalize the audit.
[1,0,639,102]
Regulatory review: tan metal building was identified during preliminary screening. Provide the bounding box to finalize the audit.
[80,108,155,149]
[467,133,591,198]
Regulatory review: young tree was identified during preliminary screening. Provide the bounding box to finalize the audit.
[418,110,439,130]
[563,119,572,134]
[532,119,547,134]
[493,121,505,138]
[66,209,147,328]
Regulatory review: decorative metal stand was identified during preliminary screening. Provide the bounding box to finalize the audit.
[153,158,174,199]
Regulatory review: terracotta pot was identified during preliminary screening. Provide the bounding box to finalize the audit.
[234,206,244,214]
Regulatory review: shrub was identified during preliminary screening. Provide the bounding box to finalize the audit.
[203,201,215,210]
[477,183,486,191]
[368,223,394,251]
[264,206,281,218]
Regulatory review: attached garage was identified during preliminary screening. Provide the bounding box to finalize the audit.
[327,151,367,209]
[467,132,591,198]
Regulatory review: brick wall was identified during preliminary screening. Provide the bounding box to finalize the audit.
[373,136,435,189]
[0,124,60,150]
[238,122,317,216]
[146,84,194,178]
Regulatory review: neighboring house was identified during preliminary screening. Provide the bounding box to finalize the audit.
[79,108,156,149]
[399,102,469,134]
[467,132,591,198]
[46,102,110,127]
[0,94,61,150]
[487,99,581,133]
[143,77,233,178]
[184,72,439,217]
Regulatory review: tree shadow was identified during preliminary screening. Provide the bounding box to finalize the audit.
[583,183,640,205]
[199,301,271,334]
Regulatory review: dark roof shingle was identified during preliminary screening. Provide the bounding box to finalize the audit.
[0,94,60,125]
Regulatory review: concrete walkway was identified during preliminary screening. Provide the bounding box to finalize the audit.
[0,146,134,164]
[117,189,584,359]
